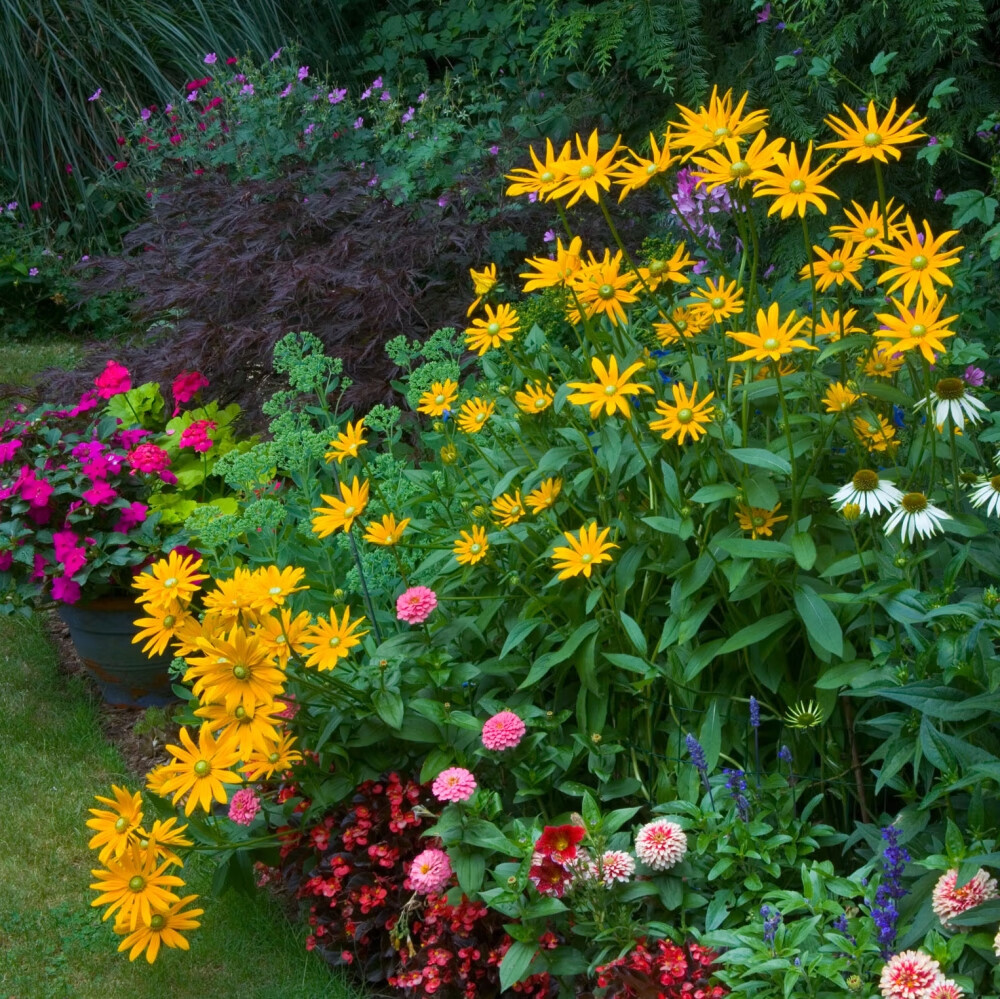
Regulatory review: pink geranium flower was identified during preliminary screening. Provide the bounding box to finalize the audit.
[431,766,477,803]
[481,710,526,751]
[408,848,452,894]
[93,360,131,399]
[179,419,217,452]
[396,585,437,624]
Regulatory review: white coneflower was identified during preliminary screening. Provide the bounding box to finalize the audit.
[968,474,1000,518]
[884,491,951,543]
[918,377,989,429]
[831,469,904,516]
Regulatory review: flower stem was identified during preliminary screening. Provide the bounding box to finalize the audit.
[774,368,799,527]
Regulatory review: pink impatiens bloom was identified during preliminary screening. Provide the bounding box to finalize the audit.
[634,818,688,871]
[93,360,131,399]
[481,710,526,751]
[408,848,452,894]
[0,439,22,463]
[431,766,477,803]
[113,502,148,534]
[396,585,437,624]
[82,480,117,506]
[228,787,260,826]
[51,576,81,603]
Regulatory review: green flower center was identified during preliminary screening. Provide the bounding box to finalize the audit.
[598,283,615,300]
[328,636,341,647]
[864,226,878,239]
[604,384,617,395]
[581,553,593,563]
[269,752,280,764]
[710,296,725,310]
[232,665,248,680]
[910,324,926,337]
[911,255,928,270]
[829,260,845,273]
[578,164,595,179]
[150,914,166,931]
[534,397,547,408]
[677,408,694,424]
[852,469,879,491]
[163,577,177,589]
[646,163,658,175]
[863,132,882,147]
[487,322,500,335]
[541,171,555,184]
[128,876,145,893]
[163,614,175,628]
[730,160,751,178]
[115,817,128,833]
[235,706,247,719]
[789,179,806,194]
[470,543,482,554]
[269,586,282,595]
[763,337,780,350]
[752,516,767,527]
[193,760,210,777]
[649,260,666,275]
[713,127,731,138]
[901,492,927,514]
[676,320,687,332]
[475,412,486,423]
[434,394,445,404]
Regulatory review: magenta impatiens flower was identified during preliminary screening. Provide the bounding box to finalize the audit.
[93,360,131,399]
[408,848,452,894]
[228,787,260,826]
[431,767,477,803]
[51,576,81,603]
[396,585,437,624]
[481,710,526,751]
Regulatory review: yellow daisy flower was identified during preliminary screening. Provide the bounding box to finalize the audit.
[465,303,520,355]
[491,490,525,527]
[613,132,675,200]
[874,293,958,364]
[325,419,367,464]
[752,141,838,218]
[736,502,788,539]
[801,242,866,292]
[874,216,963,304]
[822,382,861,413]
[727,303,816,363]
[670,87,769,153]
[829,199,905,251]
[649,382,716,444]
[253,607,312,668]
[301,607,369,671]
[312,476,370,536]
[249,564,308,615]
[637,242,695,291]
[690,130,786,191]
[505,137,570,200]
[194,699,287,759]
[86,785,144,864]
[549,129,624,207]
[114,894,203,964]
[520,236,584,291]
[132,603,191,658]
[514,381,555,414]
[241,732,304,782]
[456,397,496,434]
[454,525,490,565]
[689,276,745,323]
[551,523,618,580]
[567,354,652,418]
[568,249,639,327]
[201,567,260,629]
[363,513,411,546]
[525,477,562,514]
[132,551,206,610]
[89,844,185,932]
[417,379,459,417]
[158,725,244,817]
[812,307,865,341]
[467,262,498,316]
[821,98,926,164]
[186,626,286,715]
[137,817,192,868]
[853,414,900,455]
[654,305,713,346]
[861,347,905,379]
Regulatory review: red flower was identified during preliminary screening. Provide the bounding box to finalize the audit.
[534,823,586,863]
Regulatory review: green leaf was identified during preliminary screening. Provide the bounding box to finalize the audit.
[500,618,546,659]
[816,660,876,689]
[619,611,647,655]
[499,940,537,991]
[775,54,798,72]
[690,483,739,504]
[641,515,681,535]
[945,189,998,228]
[371,689,405,730]
[717,538,793,561]
[462,819,519,856]
[791,533,817,571]
[517,621,599,689]
[726,447,791,474]
[719,611,794,654]
[451,846,486,895]
[869,50,897,75]
[793,585,843,657]
[820,552,877,578]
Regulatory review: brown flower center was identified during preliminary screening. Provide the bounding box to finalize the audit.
[935,377,965,400]
[901,492,928,514]
[852,469,879,491]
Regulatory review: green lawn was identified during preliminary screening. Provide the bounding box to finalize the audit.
[1,339,82,390]
[0,614,359,999]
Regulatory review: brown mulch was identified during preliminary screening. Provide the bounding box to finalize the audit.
[46,612,178,778]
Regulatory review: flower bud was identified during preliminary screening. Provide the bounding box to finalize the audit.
[841,502,861,522]
[333,588,345,600]
[984,586,1000,609]
[440,444,458,464]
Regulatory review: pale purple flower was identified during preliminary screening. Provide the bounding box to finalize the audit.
[88,88,102,102]
[279,84,293,99]
[80,254,89,262]
[528,192,538,203]
[204,52,217,65]
[270,47,282,62]
[28,267,39,277]
[371,76,383,89]
[543,229,556,242]
[360,87,372,100]
[367,174,378,187]
[934,189,945,201]
[917,230,926,245]
[187,90,199,102]
[353,116,364,129]
[240,84,254,96]
[140,107,151,120]
[165,104,173,113]
[380,90,391,101]
[488,144,499,155]
[417,92,426,102]
[964,365,986,387]
[437,195,448,208]
[756,3,771,22]
[329,89,347,104]
[401,106,415,123]
[234,73,246,83]
[6,202,17,211]
[298,65,309,81]
[305,123,316,135]
[927,136,939,146]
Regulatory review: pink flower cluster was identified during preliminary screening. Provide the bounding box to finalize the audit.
[879,950,965,999]
[431,767,477,803]
[179,419,217,452]
[481,710,526,751]
[127,443,176,484]
[171,370,209,415]
[93,360,131,399]
[396,585,437,624]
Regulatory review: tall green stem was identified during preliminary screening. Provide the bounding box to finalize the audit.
[774,369,799,526]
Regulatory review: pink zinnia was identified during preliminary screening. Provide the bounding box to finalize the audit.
[481,710,526,751]
[228,787,260,826]
[396,585,437,624]
[634,818,688,871]
[928,981,963,999]
[932,868,998,928]
[879,951,942,999]
[431,766,477,803]
[594,850,635,886]
[408,848,452,894]
[93,360,131,399]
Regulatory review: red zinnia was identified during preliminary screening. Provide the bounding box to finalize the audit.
[534,823,585,863]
